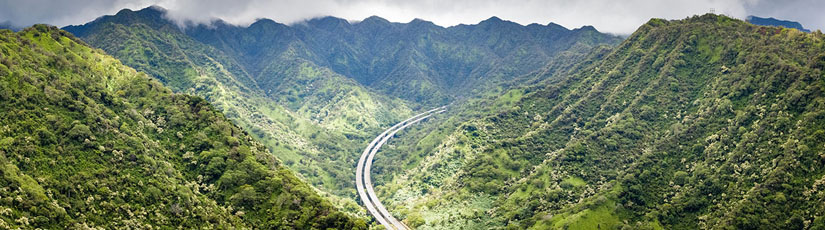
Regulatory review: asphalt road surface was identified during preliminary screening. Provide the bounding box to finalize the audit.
[355,106,446,229]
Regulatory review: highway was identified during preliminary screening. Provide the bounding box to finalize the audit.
[356,106,446,230]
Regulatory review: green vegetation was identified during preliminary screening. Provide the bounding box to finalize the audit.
[534,186,625,230]
[63,7,414,216]
[377,14,825,229]
[0,25,364,229]
[181,12,621,105]
[561,176,586,188]
[61,7,619,223]
[6,6,822,230]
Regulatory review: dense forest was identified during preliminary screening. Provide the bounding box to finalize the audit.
[0,25,365,229]
[376,14,825,229]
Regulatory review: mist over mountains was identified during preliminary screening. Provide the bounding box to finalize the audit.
[66,6,621,104]
[1,3,824,230]
[56,5,622,224]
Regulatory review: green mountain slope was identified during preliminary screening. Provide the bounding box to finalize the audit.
[379,14,825,229]
[61,7,620,220]
[0,25,365,229]
[63,7,414,215]
[185,14,622,104]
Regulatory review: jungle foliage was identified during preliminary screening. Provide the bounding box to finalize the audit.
[0,25,365,229]
[378,14,825,229]
[61,6,620,220]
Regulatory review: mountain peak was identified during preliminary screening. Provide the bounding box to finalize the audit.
[479,16,522,27]
[0,20,22,31]
[249,18,285,29]
[63,5,176,37]
[361,15,390,25]
[114,5,166,17]
[408,18,439,29]
[578,25,597,31]
[307,16,350,28]
[141,5,167,13]
[641,14,748,31]
[410,18,434,24]
[546,22,566,29]
[484,16,503,23]
[113,8,134,16]
[747,15,810,32]
[355,15,393,32]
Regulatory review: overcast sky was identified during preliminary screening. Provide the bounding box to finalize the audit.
[1,0,822,35]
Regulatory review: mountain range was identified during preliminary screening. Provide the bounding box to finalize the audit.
[747,15,811,33]
[2,5,824,229]
[59,6,622,218]
[65,6,621,105]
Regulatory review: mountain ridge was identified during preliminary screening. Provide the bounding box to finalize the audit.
[66,7,607,36]
[62,6,418,219]
[66,6,621,105]
[747,15,811,32]
[374,14,825,229]
[5,3,825,229]
[60,7,622,220]
[0,24,366,229]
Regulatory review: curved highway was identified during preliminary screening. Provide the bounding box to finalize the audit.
[356,106,446,229]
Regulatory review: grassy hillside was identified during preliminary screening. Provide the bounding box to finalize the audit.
[63,7,414,216]
[0,25,365,229]
[378,14,825,229]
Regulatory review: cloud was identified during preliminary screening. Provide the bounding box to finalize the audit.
[0,0,822,35]
[155,0,752,34]
[0,0,157,27]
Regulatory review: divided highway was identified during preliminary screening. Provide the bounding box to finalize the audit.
[356,106,446,230]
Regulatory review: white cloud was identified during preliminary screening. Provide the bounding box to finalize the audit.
[0,0,157,27]
[154,0,752,34]
[0,0,822,34]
